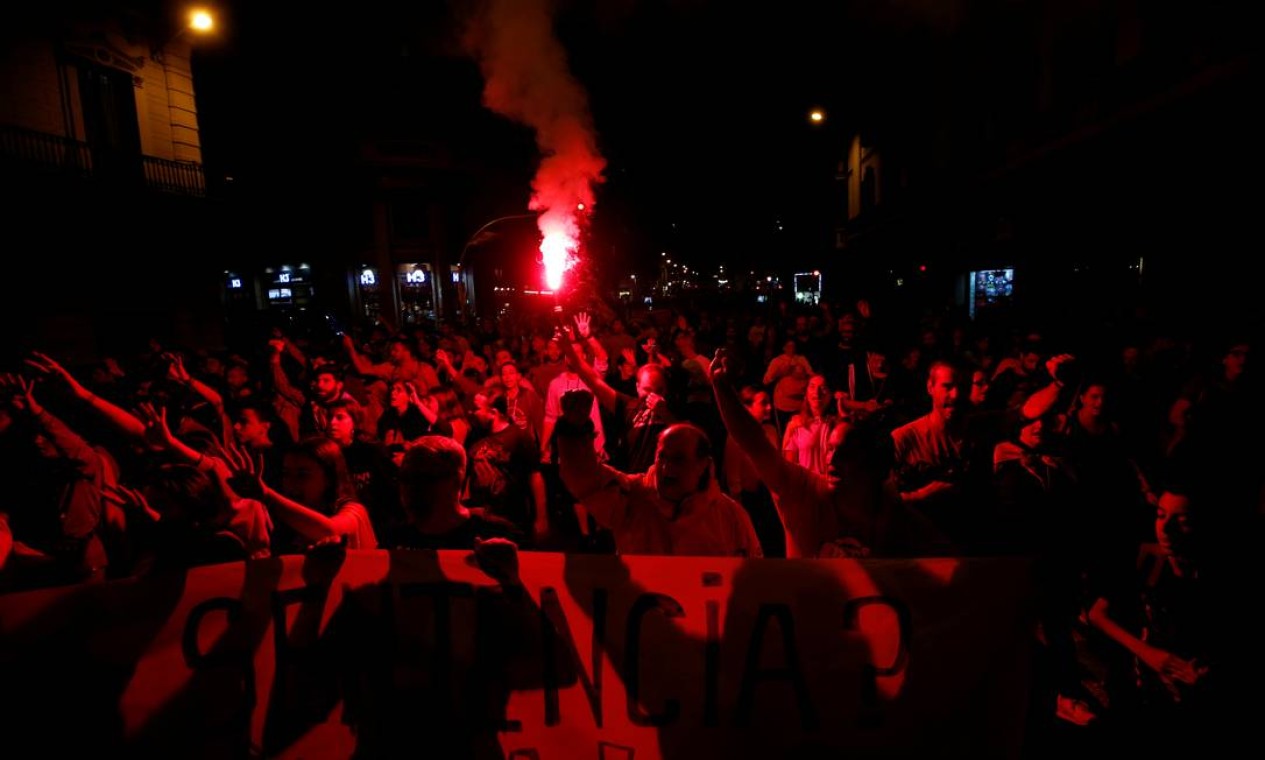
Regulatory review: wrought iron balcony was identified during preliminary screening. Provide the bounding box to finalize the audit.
[0,123,206,197]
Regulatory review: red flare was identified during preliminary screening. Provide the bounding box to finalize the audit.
[539,208,580,291]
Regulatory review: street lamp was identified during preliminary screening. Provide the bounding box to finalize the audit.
[153,6,217,59]
[154,6,218,53]
[189,9,214,32]
[457,213,538,269]
[453,212,538,322]
[145,4,219,190]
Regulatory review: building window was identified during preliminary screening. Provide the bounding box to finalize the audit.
[397,263,436,323]
[77,62,142,182]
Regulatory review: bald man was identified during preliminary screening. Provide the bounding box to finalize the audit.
[555,388,761,557]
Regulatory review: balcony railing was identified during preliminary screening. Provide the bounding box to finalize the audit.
[1,123,206,197]
[141,153,206,196]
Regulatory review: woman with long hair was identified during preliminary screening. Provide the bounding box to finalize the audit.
[781,374,844,475]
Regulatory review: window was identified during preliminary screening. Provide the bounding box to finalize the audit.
[968,268,1015,319]
[77,62,141,182]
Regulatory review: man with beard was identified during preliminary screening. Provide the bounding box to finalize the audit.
[268,339,359,440]
[555,314,675,474]
[889,360,996,553]
[555,388,761,557]
[466,394,547,541]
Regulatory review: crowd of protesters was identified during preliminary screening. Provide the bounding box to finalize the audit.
[1,293,1260,753]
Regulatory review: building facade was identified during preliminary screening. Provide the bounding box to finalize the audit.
[2,1,224,360]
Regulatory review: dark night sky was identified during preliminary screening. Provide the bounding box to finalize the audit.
[191,1,939,269]
[189,0,1260,286]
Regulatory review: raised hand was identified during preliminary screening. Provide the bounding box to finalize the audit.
[164,352,192,385]
[1045,353,1076,382]
[24,351,84,394]
[102,357,126,379]
[0,373,42,417]
[135,402,176,451]
[709,349,734,386]
[573,312,592,340]
[1163,655,1204,687]
[102,482,162,523]
[472,537,521,587]
[1138,643,1201,687]
[992,356,1021,376]
[221,439,266,501]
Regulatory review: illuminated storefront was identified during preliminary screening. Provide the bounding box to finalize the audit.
[397,262,436,324]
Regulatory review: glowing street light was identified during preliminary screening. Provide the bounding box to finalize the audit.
[808,108,825,124]
[153,6,217,59]
[189,9,214,32]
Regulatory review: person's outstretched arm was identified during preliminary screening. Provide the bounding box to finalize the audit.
[25,352,147,439]
[556,317,619,413]
[555,388,624,530]
[711,351,795,496]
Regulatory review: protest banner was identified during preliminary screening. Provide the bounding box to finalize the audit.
[0,550,1033,758]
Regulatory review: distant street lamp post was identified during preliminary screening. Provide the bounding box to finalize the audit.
[451,213,538,322]
[804,105,845,285]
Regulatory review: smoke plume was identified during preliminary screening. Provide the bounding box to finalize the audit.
[463,0,605,289]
